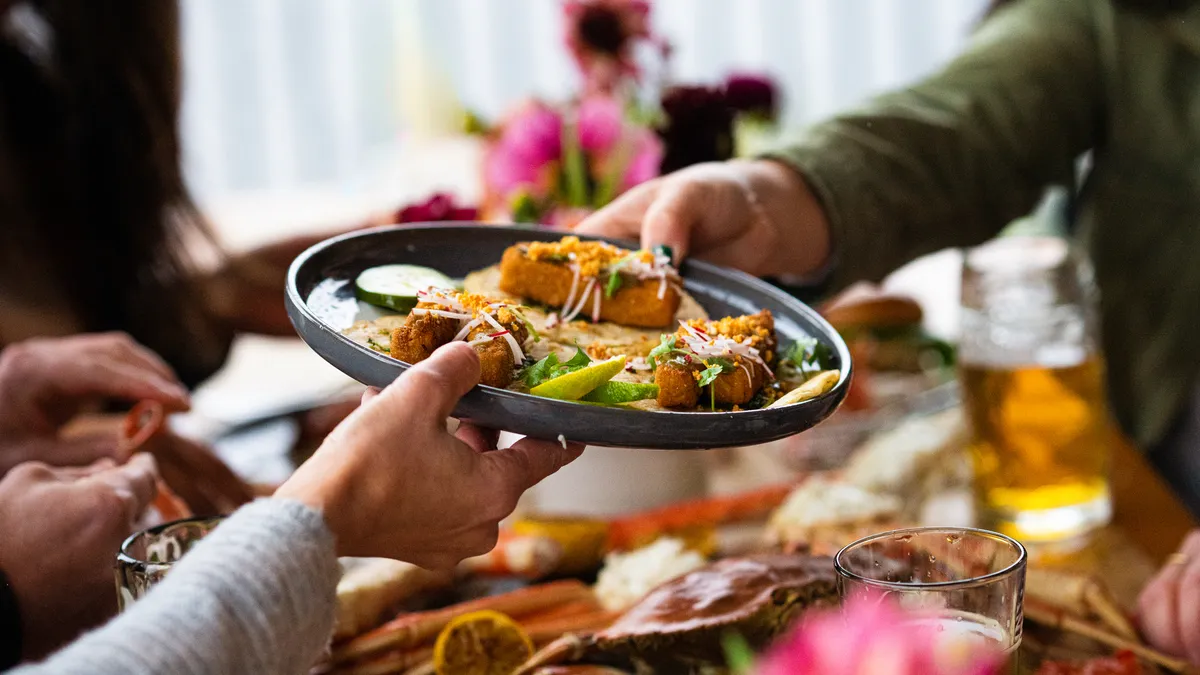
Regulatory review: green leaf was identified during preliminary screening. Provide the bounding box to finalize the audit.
[605,271,624,298]
[721,631,756,675]
[648,333,688,370]
[560,346,591,371]
[696,357,736,388]
[522,353,559,388]
[781,336,832,376]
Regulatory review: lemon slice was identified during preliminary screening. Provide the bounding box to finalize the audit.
[529,356,626,401]
[433,610,533,675]
[581,381,659,404]
[769,370,840,408]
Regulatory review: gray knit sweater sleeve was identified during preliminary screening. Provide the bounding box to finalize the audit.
[13,499,340,675]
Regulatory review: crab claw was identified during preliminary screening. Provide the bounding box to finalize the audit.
[513,634,599,675]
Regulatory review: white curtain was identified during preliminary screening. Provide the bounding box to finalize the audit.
[180,0,988,204]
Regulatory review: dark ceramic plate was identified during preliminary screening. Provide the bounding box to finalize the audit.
[285,224,851,449]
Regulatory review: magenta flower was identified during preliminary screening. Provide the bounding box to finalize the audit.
[577,96,624,155]
[724,73,780,122]
[395,193,478,223]
[620,126,662,190]
[484,100,564,198]
[755,597,1004,675]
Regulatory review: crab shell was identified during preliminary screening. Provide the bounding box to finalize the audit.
[516,554,841,674]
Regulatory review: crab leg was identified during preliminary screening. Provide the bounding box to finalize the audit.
[606,482,798,551]
[1025,568,1138,640]
[1024,598,1196,674]
[331,580,593,664]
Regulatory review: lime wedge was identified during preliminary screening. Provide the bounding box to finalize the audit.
[529,356,626,401]
[581,381,659,404]
[355,265,456,312]
[769,370,840,408]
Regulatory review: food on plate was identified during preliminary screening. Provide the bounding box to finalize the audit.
[355,264,457,313]
[514,554,840,674]
[593,538,707,612]
[498,236,682,328]
[432,610,534,675]
[343,236,841,411]
[766,476,903,554]
[1034,651,1143,675]
[1024,568,1137,640]
[512,517,612,577]
[334,558,454,641]
[651,311,776,408]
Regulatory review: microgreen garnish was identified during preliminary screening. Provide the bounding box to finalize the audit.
[604,254,636,299]
[781,337,833,377]
[697,357,736,388]
[647,333,689,370]
[521,347,592,388]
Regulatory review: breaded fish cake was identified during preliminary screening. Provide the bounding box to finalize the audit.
[389,312,457,364]
[498,238,681,328]
[655,360,702,409]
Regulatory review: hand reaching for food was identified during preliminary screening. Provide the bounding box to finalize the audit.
[0,455,159,660]
[0,333,191,475]
[275,342,584,569]
[1137,530,1200,665]
[574,159,831,281]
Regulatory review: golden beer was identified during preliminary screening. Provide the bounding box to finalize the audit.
[961,355,1112,541]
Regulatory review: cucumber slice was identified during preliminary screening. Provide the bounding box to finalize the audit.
[355,265,456,312]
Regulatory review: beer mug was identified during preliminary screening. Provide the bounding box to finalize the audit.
[960,236,1112,541]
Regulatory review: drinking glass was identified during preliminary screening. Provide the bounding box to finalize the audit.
[960,236,1113,541]
[115,517,223,611]
[835,527,1027,672]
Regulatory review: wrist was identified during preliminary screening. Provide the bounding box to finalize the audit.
[736,159,833,279]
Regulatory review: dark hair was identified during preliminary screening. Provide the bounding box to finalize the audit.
[0,1,227,384]
[985,0,1192,17]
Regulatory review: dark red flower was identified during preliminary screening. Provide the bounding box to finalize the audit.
[657,85,734,174]
[724,73,779,122]
[564,0,653,94]
[395,193,478,223]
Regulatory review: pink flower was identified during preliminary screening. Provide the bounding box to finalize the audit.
[484,101,563,197]
[755,597,1005,675]
[620,127,662,190]
[577,96,624,155]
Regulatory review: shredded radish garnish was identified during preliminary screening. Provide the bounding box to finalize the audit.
[478,311,524,362]
[627,357,652,372]
[561,278,595,323]
[411,308,472,320]
[657,277,668,300]
[545,312,560,329]
[452,318,482,342]
[563,265,581,316]
[416,288,467,312]
[468,335,494,346]
[591,284,601,323]
[488,330,509,338]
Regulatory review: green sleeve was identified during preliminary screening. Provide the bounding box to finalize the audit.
[764,0,1105,289]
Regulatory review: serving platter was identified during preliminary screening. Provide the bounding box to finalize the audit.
[285,223,851,449]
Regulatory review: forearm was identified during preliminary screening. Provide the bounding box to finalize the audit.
[11,499,339,675]
[762,0,1103,289]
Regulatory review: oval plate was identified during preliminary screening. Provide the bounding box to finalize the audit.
[286,224,851,449]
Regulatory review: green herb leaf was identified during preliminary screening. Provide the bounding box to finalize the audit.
[560,346,591,371]
[605,271,623,298]
[647,334,688,370]
[781,336,833,375]
[696,357,736,388]
[522,353,559,388]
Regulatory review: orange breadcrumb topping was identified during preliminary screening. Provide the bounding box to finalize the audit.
[682,312,774,351]
[524,236,631,278]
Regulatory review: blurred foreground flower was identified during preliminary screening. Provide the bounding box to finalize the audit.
[394,193,478,223]
[657,85,734,174]
[724,73,779,122]
[564,0,656,95]
[752,597,1004,675]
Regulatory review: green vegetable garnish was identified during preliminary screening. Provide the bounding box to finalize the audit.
[781,336,833,376]
[697,357,736,387]
[521,347,593,388]
[647,333,690,370]
[721,631,756,675]
[604,271,623,299]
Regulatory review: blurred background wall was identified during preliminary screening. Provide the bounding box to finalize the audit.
[179,0,988,223]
